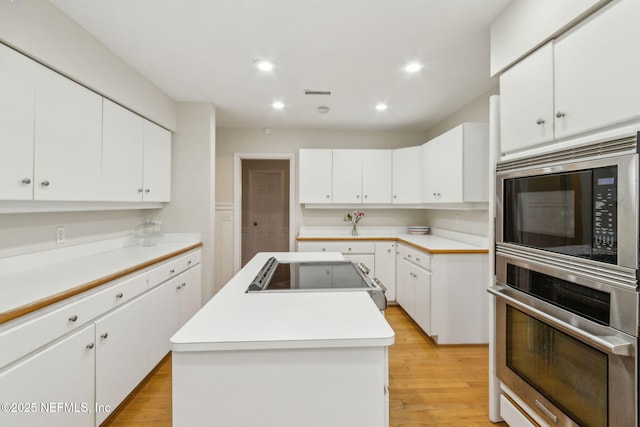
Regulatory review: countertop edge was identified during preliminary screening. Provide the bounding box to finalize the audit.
[296,235,489,254]
[0,242,203,325]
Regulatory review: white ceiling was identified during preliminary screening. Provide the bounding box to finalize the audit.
[50,0,511,131]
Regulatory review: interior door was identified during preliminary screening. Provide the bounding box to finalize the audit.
[241,160,290,266]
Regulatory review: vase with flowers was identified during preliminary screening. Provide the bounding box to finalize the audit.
[344,211,365,236]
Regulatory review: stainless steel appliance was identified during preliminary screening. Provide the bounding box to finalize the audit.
[247,257,387,310]
[496,134,639,273]
[490,254,638,427]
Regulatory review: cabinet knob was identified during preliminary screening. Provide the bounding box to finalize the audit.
[181,283,186,288]
[326,195,330,198]
[188,260,192,265]
[22,178,32,185]
[170,269,175,274]
[145,189,151,193]
[364,195,368,199]
[116,292,124,299]
[556,111,566,118]
[86,343,94,350]
[393,195,397,199]
[138,188,144,193]
[536,118,545,125]
[433,192,437,196]
[176,285,182,290]
[388,249,391,253]
[41,180,50,187]
[101,333,109,339]
[322,248,326,251]
[348,248,352,251]
[356,195,360,199]
[68,315,78,322]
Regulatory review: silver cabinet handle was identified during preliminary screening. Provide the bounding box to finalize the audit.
[22,178,32,184]
[176,285,182,290]
[170,269,175,274]
[536,118,545,125]
[187,260,192,265]
[364,195,368,199]
[181,283,186,288]
[393,195,397,199]
[41,180,50,187]
[535,400,558,424]
[86,343,94,349]
[69,315,78,322]
[326,194,330,198]
[145,189,150,193]
[433,192,437,196]
[101,333,109,339]
[416,257,420,261]
[116,292,124,299]
[356,195,360,199]
[138,188,144,193]
[322,248,326,251]
[407,254,412,258]
[555,111,565,118]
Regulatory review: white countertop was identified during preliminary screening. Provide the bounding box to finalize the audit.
[297,226,489,253]
[171,251,395,352]
[0,235,202,321]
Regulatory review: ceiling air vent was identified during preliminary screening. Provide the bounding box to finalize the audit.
[304,90,331,96]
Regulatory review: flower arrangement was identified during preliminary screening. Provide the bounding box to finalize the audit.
[344,211,366,236]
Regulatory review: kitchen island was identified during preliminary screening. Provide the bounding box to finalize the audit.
[171,251,395,427]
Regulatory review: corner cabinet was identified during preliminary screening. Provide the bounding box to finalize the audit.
[0,42,172,206]
[421,123,489,203]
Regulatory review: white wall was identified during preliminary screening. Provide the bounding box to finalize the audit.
[152,103,217,300]
[0,0,176,129]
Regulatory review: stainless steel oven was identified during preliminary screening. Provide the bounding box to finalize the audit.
[496,135,639,271]
[490,254,638,427]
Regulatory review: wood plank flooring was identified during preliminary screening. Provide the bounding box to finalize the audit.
[104,305,505,426]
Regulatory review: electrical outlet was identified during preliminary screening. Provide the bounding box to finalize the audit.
[56,225,65,244]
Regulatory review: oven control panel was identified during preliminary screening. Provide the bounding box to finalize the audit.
[593,166,617,262]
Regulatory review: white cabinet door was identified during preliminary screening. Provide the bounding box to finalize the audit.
[142,120,171,202]
[95,294,151,425]
[412,267,431,335]
[34,66,103,201]
[178,265,202,326]
[396,258,415,317]
[299,149,332,203]
[374,242,396,301]
[436,126,464,203]
[555,0,640,140]
[102,99,144,201]
[146,278,180,368]
[332,149,362,204]
[500,42,554,152]
[0,44,36,200]
[392,146,421,204]
[0,325,95,427]
[362,150,392,203]
[420,138,439,203]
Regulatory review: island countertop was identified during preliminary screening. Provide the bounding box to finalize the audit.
[171,251,395,352]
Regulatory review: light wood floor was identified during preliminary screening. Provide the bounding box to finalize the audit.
[104,305,506,426]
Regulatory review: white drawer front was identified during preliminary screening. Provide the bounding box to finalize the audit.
[298,241,375,254]
[403,245,431,270]
[148,250,201,288]
[0,272,148,370]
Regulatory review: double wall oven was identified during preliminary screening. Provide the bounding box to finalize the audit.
[492,134,640,427]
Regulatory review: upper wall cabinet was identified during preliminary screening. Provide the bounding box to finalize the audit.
[332,149,392,204]
[299,149,332,204]
[421,123,489,203]
[392,146,421,204]
[554,0,640,140]
[0,43,37,200]
[34,65,103,201]
[500,0,640,154]
[0,43,172,206]
[500,43,554,153]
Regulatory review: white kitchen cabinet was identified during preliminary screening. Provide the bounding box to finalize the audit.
[299,149,333,204]
[0,325,95,427]
[392,146,421,204]
[554,0,640,140]
[362,150,392,203]
[374,242,396,301]
[33,65,103,201]
[101,99,144,201]
[332,149,362,204]
[499,43,554,153]
[176,264,202,325]
[421,123,489,203]
[142,120,172,202]
[396,245,430,334]
[0,44,37,201]
[95,293,151,425]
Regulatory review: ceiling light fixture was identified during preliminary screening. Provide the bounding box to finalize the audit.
[272,101,285,109]
[255,59,275,71]
[375,103,388,111]
[404,62,422,73]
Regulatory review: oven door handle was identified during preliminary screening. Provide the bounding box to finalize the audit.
[488,286,635,357]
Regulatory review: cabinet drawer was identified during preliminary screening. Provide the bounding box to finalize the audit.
[148,250,201,288]
[0,272,148,370]
[403,246,431,270]
[298,241,375,254]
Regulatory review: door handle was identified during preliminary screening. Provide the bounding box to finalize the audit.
[253,222,258,226]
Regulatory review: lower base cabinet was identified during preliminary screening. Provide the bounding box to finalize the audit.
[0,250,202,427]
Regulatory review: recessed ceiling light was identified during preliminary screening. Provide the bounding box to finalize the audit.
[272,101,285,109]
[255,60,275,71]
[375,103,388,111]
[404,62,422,73]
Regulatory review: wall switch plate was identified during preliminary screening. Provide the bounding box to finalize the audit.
[56,225,65,244]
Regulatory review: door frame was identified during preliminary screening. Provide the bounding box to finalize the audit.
[233,153,296,272]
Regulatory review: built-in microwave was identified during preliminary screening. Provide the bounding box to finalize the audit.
[496,136,639,272]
